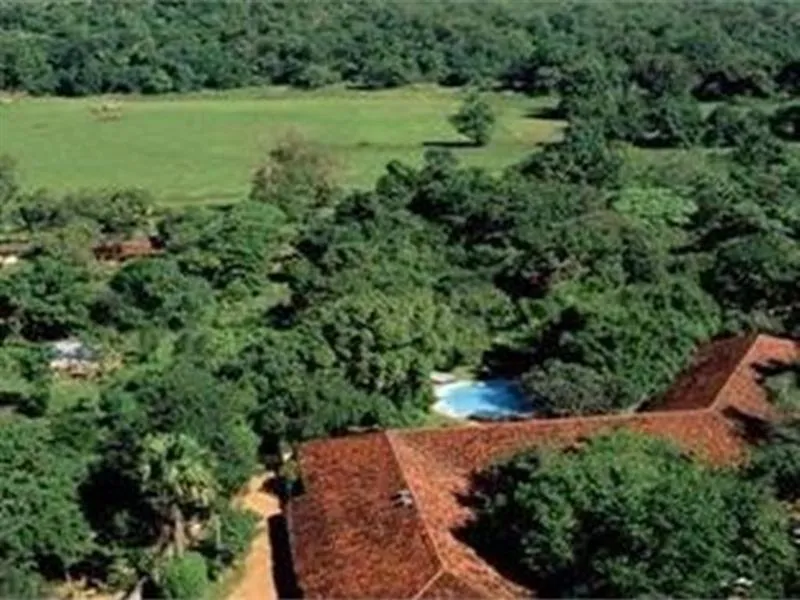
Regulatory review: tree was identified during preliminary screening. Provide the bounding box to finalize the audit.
[747,369,799,503]
[748,418,800,503]
[249,132,338,223]
[0,559,45,599]
[0,418,94,581]
[612,186,697,229]
[229,326,412,450]
[0,253,92,340]
[520,360,623,416]
[520,120,623,188]
[136,433,219,557]
[632,52,693,97]
[309,288,458,402]
[95,258,215,330]
[0,31,54,93]
[0,342,51,416]
[0,1,796,98]
[543,280,721,406]
[704,103,763,147]
[468,432,796,598]
[159,201,288,292]
[556,57,625,124]
[65,188,153,236]
[292,63,340,90]
[709,232,799,321]
[731,123,786,169]
[449,90,496,146]
[641,92,704,147]
[101,358,258,494]
[13,189,70,233]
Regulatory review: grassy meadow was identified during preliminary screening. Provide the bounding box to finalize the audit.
[0,86,564,206]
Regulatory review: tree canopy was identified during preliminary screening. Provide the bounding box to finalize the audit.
[0,1,797,97]
[0,2,798,595]
[0,417,94,589]
[468,432,797,598]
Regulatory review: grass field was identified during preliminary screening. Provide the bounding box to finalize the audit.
[0,86,564,206]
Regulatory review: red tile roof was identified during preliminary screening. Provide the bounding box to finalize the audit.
[93,237,162,262]
[287,334,799,599]
[647,334,798,418]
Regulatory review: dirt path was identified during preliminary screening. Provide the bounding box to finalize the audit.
[227,472,282,600]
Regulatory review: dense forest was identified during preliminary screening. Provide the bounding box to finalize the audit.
[0,0,799,98]
[1,0,799,598]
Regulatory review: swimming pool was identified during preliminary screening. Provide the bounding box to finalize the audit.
[432,379,533,420]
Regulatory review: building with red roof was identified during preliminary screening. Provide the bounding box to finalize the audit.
[287,334,799,599]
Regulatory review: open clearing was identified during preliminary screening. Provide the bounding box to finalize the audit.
[0,86,564,206]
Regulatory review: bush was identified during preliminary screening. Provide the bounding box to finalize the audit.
[198,506,259,578]
[292,64,340,90]
[158,552,209,600]
[0,560,43,599]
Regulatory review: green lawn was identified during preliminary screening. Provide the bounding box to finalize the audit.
[0,86,564,206]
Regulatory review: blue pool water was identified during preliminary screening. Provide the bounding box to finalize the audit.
[432,379,533,420]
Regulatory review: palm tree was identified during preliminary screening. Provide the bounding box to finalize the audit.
[136,433,219,557]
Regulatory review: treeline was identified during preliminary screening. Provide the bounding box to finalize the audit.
[0,0,799,97]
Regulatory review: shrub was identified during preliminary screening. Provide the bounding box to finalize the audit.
[0,560,43,599]
[158,552,209,600]
[198,506,259,578]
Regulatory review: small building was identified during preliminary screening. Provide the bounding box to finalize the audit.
[49,339,100,378]
[0,242,32,267]
[92,236,163,263]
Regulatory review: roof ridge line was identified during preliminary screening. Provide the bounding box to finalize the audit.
[412,569,445,600]
[397,405,717,436]
[384,431,448,595]
[707,333,761,413]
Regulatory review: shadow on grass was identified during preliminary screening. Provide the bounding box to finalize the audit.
[269,514,301,599]
[422,140,476,148]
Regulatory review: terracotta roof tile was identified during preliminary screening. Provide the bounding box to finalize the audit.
[288,433,440,599]
[93,237,161,261]
[387,433,528,599]
[710,334,799,420]
[648,334,758,411]
[646,334,799,416]
[416,572,490,599]
[288,334,798,599]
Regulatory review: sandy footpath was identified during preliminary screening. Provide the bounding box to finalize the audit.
[227,472,282,600]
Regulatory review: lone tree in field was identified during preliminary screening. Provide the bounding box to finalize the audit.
[250,131,339,223]
[449,91,496,146]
